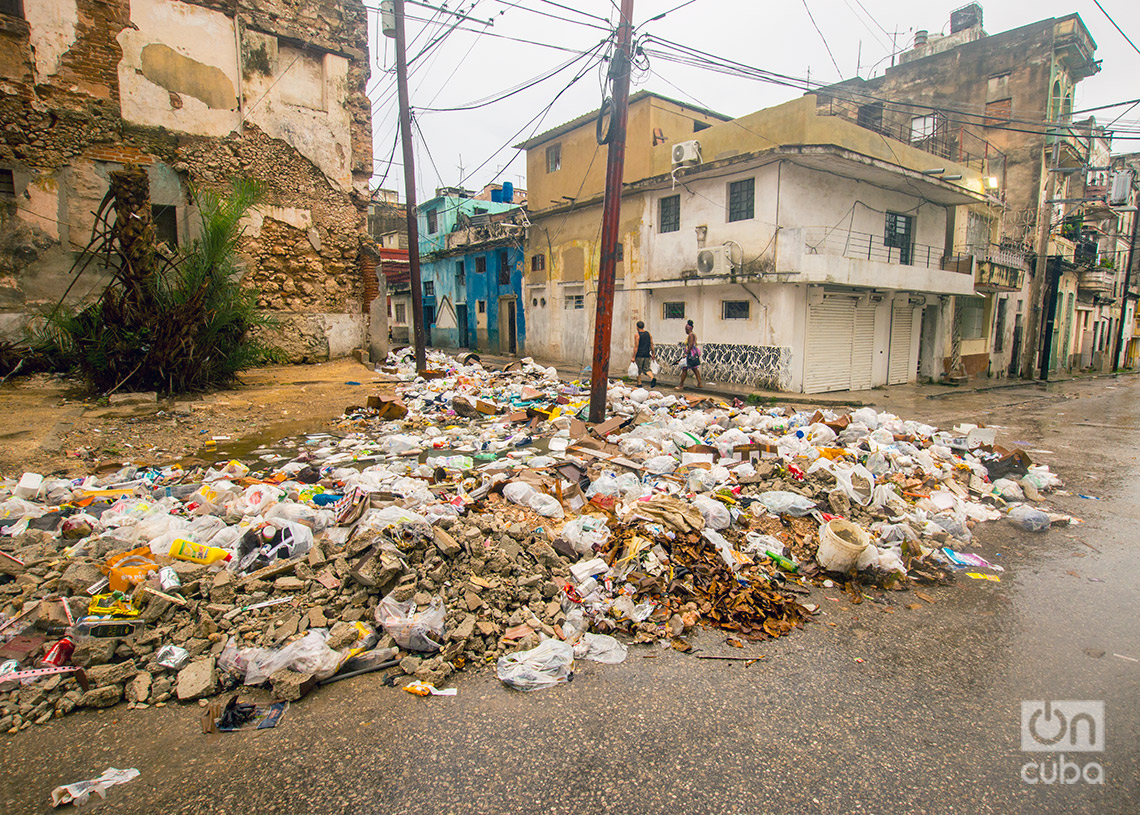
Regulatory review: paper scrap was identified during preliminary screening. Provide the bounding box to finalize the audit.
[403,680,457,697]
[965,572,1001,582]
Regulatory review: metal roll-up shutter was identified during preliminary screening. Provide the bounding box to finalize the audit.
[851,303,876,391]
[888,305,914,385]
[805,297,855,393]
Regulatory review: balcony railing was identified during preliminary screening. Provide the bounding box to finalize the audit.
[1079,269,1115,296]
[802,227,948,270]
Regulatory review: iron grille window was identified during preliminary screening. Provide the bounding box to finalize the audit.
[426,208,438,234]
[474,256,486,274]
[722,300,750,320]
[395,303,407,323]
[455,260,465,287]
[659,195,680,233]
[884,212,914,265]
[498,251,510,285]
[423,281,434,296]
[663,301,685,320]
[477,300,486,314]
[727,178,754,222]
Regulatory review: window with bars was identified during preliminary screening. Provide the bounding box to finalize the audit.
[565,294,584,310]
[884,212,914,265]
[423,281,434,296]
[0,169,15,198]
[395,303,407,323]
[659,195,680,233]
[722,300,750,320]
[477,300,486,314]
[498,251,510,285]
[455,260,465,287]
[663,301,685,320]
[426,208,438,234]
[474,256,486,274]
[727,178,754,222]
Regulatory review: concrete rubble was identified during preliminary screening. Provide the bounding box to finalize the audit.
[0,349,1071,731]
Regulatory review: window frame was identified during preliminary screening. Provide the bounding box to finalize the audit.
[984,98,1011,126]
[530,253,546,271]
[477,300,486,314]
[426,208,438,234]
[958,297,987,340]
[884,211,915,266]
[423,280,434,297]
[663,301,686,320]
[659,194,681,233]
[455,260,465,288]
[910,114,937,143]
[152,204,179,248]
[498,250,510,286]
[395,303,407,324]
[0,168,14,198]
[474,256,487,275]
[565,294,585,310]
[722,300,751,320]
[546,143,561,173]
[727,178,755,223]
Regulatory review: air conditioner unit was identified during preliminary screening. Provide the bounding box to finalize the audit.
[696,245,733,276]
[1109,170,1133,206]
[672,139,701,167]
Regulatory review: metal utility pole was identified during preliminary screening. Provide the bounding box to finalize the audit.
[389,0,427,372]
[1112,206,1139,371]
[587,0,635,424]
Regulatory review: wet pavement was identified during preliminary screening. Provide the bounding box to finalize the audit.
[3,377,1139,814]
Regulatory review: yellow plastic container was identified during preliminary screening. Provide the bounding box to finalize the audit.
[169,538,232,565]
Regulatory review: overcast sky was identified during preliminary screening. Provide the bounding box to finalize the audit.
[364,0,1140,202]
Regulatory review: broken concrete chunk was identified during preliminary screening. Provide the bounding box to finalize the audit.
[175,658,217,701]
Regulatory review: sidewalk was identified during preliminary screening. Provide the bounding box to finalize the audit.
[460,349,1140,409]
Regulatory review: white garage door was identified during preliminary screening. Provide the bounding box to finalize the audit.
[804,297,876,393]
[887,305,914,385]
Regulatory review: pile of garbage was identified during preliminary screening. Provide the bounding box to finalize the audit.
[0,349,1069,729]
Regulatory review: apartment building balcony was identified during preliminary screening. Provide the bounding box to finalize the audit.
[778,227,974,295]
[1079,268,1115,298]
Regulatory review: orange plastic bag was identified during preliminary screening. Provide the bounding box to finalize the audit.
[102,546,159,592]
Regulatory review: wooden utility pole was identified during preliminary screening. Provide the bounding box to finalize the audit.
[390,0,427,372]
[1023,157,1057,379]
[1112,205,1139,370]
[587,0,635,424]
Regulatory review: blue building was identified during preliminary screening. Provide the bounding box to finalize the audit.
[417,185,527,354]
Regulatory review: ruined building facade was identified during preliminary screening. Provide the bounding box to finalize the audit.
[0,0,374,361]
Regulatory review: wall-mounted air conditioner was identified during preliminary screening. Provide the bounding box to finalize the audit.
[696,244,733,276]
[672,139,701,167]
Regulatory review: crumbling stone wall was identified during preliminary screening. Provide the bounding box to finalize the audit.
[0,0,374,361]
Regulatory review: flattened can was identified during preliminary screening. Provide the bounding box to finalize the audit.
[158,567,181,592]
[41,637,74,667]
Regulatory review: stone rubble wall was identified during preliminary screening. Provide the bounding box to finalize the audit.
[0,0,375,362]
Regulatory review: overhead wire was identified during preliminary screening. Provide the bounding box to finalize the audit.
[1091,0,1140,57]
[800,0,844,78]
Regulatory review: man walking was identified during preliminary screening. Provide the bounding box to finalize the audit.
[632,320,656,388]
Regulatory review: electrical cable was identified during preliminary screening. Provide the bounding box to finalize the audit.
[800,0,844,78]
[1091,0,1140,57]
[484,0,612,31]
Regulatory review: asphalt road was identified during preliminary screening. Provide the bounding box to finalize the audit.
[2,377,1139,814]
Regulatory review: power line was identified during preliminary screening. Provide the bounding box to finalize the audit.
[528,0,613,25]
[637,0,697,29]
[1091,0,1140,57]
[485,0,612,31]
[800,0,843,78]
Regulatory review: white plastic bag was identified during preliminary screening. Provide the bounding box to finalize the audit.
[1007,504,1050,532]
[528,492,565,519]
[574,632,628,664]
[241,630,343,685]
[627,361,639,379]
[561,516,611,556]
[650,360,660,376]
[753,491,816,517]
[503,481,538,506]
[693,496,731,530]
[375,593,446,652]
[497,639,574,691]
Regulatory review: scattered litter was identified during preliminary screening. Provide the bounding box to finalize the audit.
[50,767,139,808]
[965,572,1001,582]
[404,680,457,696]
[0,348,1069,727]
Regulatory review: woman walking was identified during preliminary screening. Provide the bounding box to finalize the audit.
[678,319,702,390]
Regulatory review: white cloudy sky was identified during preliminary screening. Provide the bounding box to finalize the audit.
[364,0,1140,200]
